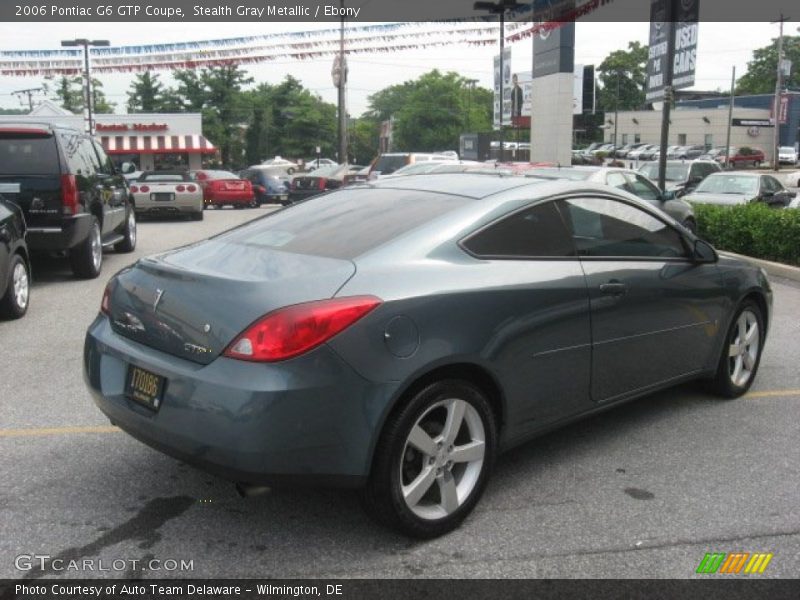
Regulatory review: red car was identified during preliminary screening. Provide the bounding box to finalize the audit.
[193,170,255,209]
[709,147,765,169]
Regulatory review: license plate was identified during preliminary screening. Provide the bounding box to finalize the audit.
[151,193,175,202]
[125,365,166,411]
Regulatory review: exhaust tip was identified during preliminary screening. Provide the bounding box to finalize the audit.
[235,482,271,498]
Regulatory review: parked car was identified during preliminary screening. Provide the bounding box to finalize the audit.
[261,156,299,174]
[0,195,30,319]
[778,146,798,166]
[343,165,368,186]
[86,174,772,538]
[627,144,659,161]
[289,164,350,202]
[369,153,453,177]
[670,145,706,160]
[386,161,480,177]
[698,146,728,162]
[193,170,255,209]
[706,146,765,168]
[0,123,135,279]
[614,143,647,158]
[523,166,697,231]
[240,166,290,206]
[637,160,722,197]
[571,151,603,166]
[130,171,203,221]
[682,172,795,208]
[304,158,338,171]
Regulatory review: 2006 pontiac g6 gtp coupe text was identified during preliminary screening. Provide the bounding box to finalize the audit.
[84,174,771,538]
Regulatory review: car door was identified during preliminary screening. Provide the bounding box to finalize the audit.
[460,199,593,433]
[556,194,726,403]
[90,139,127,233]
[759,175,792,207]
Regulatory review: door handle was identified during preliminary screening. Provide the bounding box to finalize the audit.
[599,282,628,296]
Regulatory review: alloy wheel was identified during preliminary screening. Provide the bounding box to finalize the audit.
[91,224,102,272]
[728,309,760,387]
[12,261,29,310]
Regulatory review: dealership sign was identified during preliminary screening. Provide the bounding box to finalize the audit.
[646,0,699,102]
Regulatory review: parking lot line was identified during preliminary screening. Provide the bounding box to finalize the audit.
[1,388,798,439]
[0,425,120,438]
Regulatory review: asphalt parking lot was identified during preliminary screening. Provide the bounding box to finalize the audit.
[1,207,798,579]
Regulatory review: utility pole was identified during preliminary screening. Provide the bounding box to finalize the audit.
[613,69,622,151]
[12,87,44,111]
[657,0,676,192]
[464,78,478,131]
[60,39,110,135]
[771,14,789,171]
[724,66,735,170]
[336,0,348,164]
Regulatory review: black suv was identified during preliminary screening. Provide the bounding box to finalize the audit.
[0,124,136,279]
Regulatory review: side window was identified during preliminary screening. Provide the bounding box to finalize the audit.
[60,132,91,176]
[558,197,688,259]
[462,201,575,258]
[623,174,661,201]
[92,140,115,174]
[689,164,702,179]
[763,176,782,192]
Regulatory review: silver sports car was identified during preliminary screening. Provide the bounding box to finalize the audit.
[85,174,772,538]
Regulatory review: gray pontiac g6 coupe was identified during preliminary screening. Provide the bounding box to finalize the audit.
[84,174,772,538]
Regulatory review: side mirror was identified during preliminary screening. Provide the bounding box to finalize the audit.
[693,239,717,263]
[120,162,135,174]
[661,190,676,201]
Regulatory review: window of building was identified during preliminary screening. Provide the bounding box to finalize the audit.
[677,134,687,145]
[153,152,189,171]
[635,134,641,143]
[704,134,713,149]
[621,134,629,144]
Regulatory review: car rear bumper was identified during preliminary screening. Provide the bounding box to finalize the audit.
[26,214,92,251]
[83,315,394,487]
[135,198,202,214]
[205,191,253,205]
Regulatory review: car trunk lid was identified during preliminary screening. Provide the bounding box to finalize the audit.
[107,240,356,365]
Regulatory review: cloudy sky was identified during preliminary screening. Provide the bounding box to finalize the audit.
[0,20,789,117]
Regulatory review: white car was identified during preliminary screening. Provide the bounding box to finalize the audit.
[261,156,299,174]
[778,146,798,166]
[130,171,204,221]
[304,158,338,171]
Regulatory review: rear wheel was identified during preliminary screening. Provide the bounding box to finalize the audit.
[362,380,497,538]
[0,254,30,319]
[114,209,137,253]
[708,300,764,398]
[70,217,102,279]
[191,210,204,221]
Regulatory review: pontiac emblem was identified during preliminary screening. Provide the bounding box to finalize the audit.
[153,288,165,311]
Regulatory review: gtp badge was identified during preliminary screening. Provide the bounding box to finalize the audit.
[153,288,165,311]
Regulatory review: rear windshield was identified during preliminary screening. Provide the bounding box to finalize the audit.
[139,172,191,182]
[373,155,408,175]
[0,133,59,175]
[199,170,238,180]
[218,187,471,259]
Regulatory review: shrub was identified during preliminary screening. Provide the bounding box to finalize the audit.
[693,202,800,265]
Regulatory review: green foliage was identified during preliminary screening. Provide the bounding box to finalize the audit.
[349,118,379,165]
[364,70,492,153]
[51,76,115,114]
[596,41,649,112]
[736,35,800,95]
[694,203,800,265]
[126,72,167,113]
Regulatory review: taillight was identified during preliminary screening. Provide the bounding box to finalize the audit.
[130,185,138,193]
[223,296,382,362]
[176,185,185,192]
[186,185,197,192]
[100,281,113,315]
[140,185,150,193]
[318,178,327,190]
[61,174,79,215]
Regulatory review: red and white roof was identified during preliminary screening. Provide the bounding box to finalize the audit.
[100,134,216,155]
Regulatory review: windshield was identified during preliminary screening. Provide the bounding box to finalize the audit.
[372,155,409,175]
[694,174,758,195]
[638,163,689,181]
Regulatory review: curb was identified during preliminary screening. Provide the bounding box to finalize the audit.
[719,251,800,283]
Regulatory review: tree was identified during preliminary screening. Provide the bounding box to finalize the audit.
[51,76,115,114]
[127,72,166,113]
[737,35,800,95]
[596,41,649,112]
[364,70,493,152]
[349,118,379,164]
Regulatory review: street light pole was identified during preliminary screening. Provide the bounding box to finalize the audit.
[61,38,109,135]
[613,69,621,151]
[771,14,788,171]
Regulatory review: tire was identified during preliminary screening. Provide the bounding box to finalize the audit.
[191,210,204,221]
[682,217,697,234]
[69,216,103,279]
[0,254,30,319]
[114,208,137,253]
[287,167,295,175]
[707,300,765,398]
[753,160,761,168]
[362,379,497,538]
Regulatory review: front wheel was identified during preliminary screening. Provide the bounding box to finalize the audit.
[0,254,30,319]
[707,300,764,398]
[362,380,497,538]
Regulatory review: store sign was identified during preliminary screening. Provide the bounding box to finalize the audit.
[769,94,790,125]
[532,19,575,79]
[731,119,773,127]
[493,48,512,127]
[96,123,168,132]
[646,0,699,102]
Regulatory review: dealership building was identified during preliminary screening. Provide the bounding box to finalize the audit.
[3,100,217,171]
[605,92,800,162]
